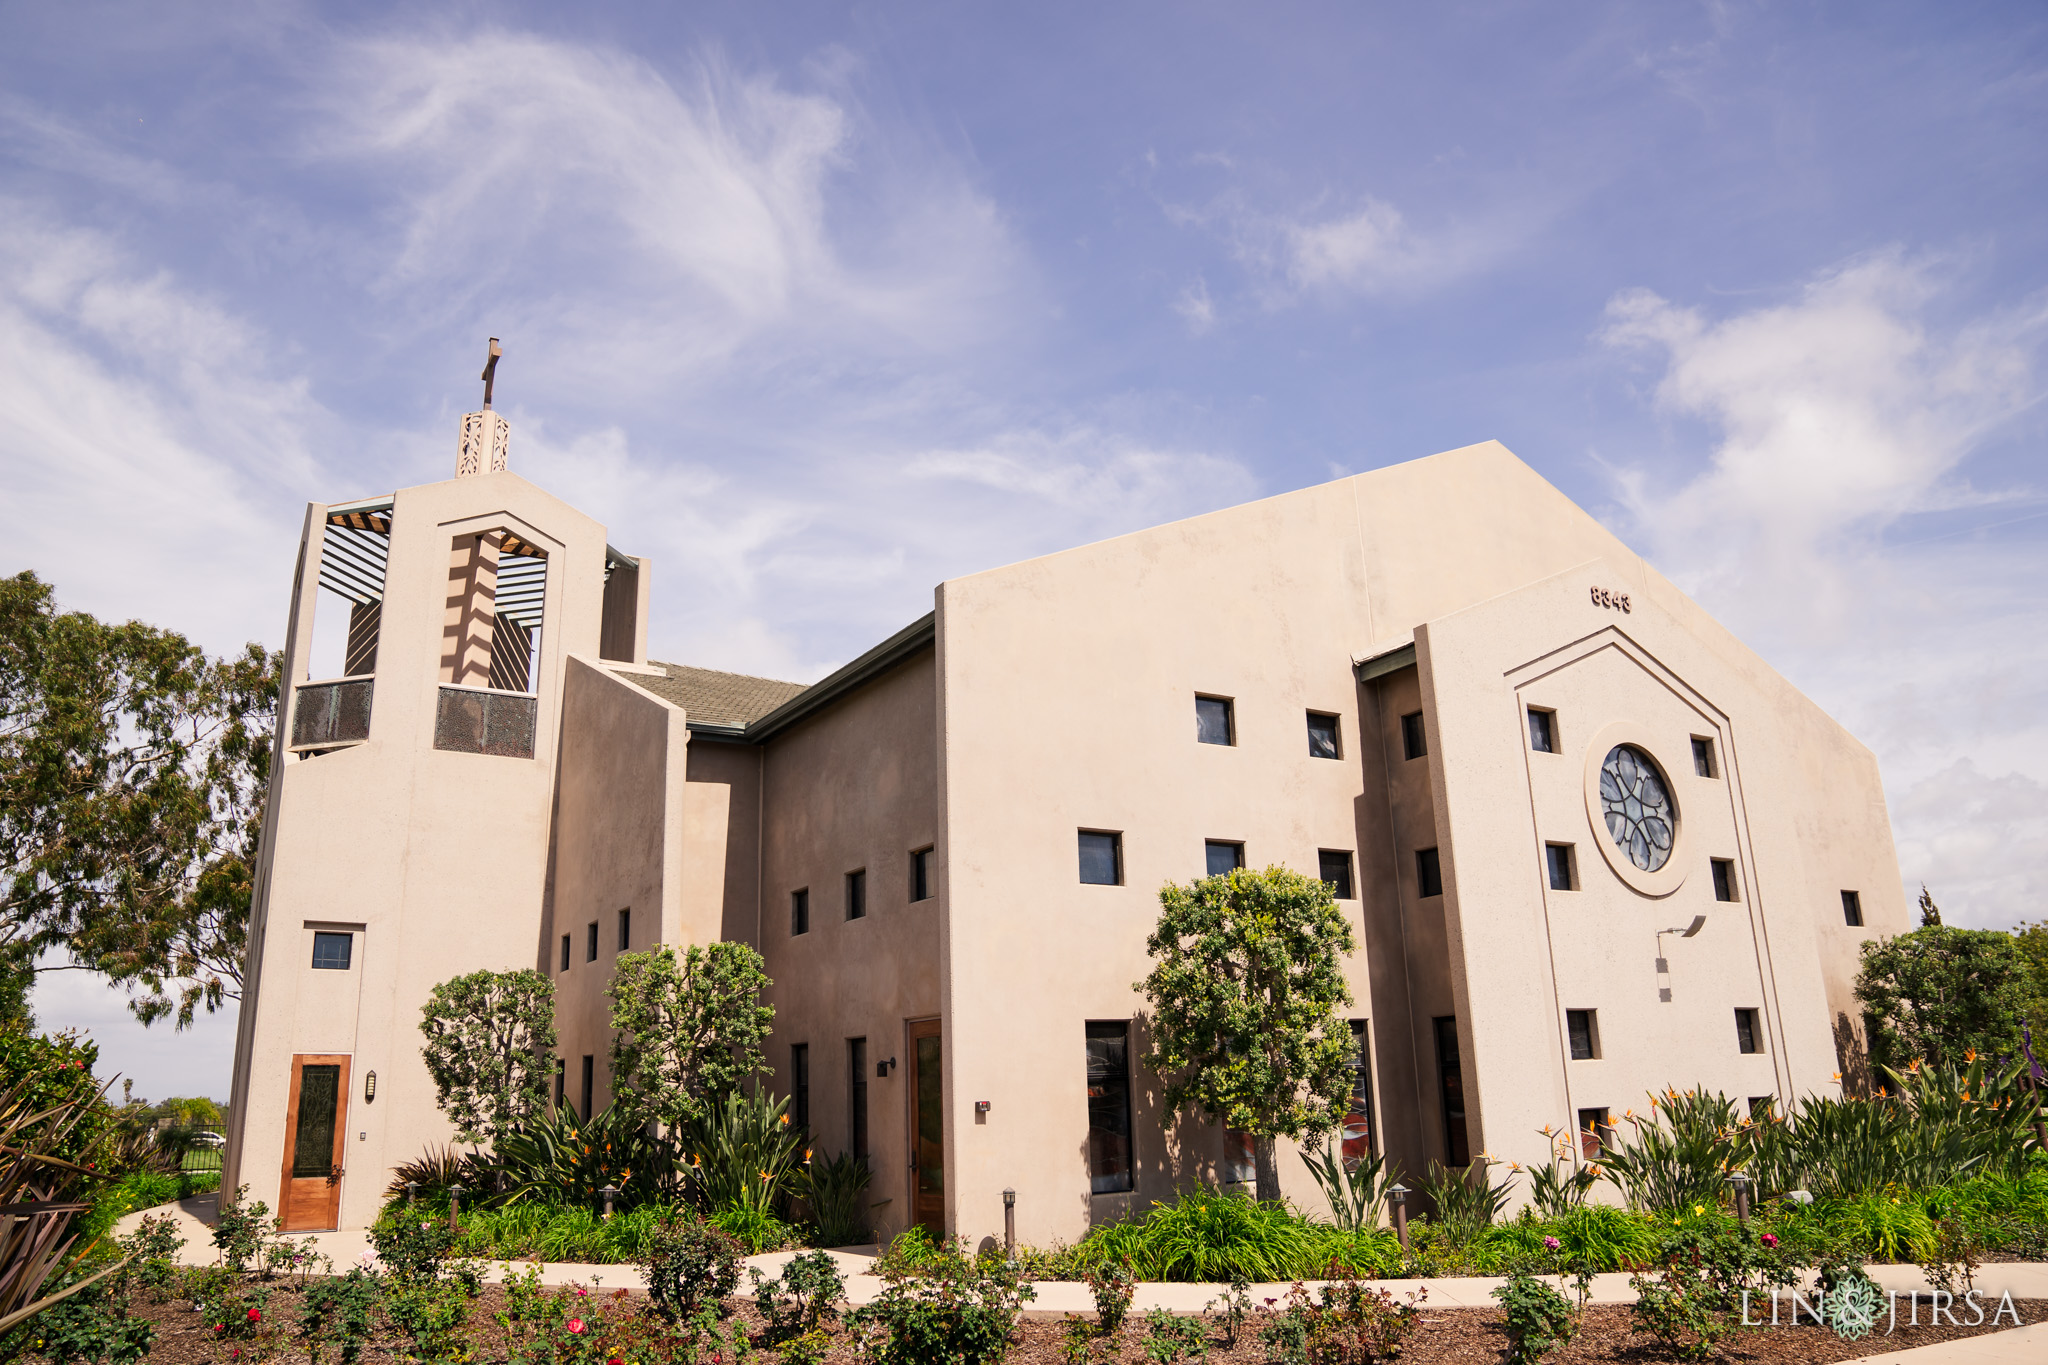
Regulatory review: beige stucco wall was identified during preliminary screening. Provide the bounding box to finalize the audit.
[226,470,616,1229]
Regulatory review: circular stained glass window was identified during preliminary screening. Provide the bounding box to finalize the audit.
[1599,744,1676,872]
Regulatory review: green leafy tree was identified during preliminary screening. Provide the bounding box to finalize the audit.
[2010,919,2048,1063]
[1854,919,2033,1072]
[418,968,558,1149]
[607,942,774,1131]
[1,570,280,1029]
[1136,865,1357,1202]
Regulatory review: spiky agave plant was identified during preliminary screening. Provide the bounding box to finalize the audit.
[494,1102,671,1210]
[0,1070,130,1337]
[676,1087,805,1219]
[1300,1137,1395,1231]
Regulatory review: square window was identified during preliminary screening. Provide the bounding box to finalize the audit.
[1307,712,1342,759]
[310,931,353,970]
[1318,850,1354,900]
[1416,847,1443,898]
[1205,840,1245,878]
[911,847,933,902]
[1196,695,1235,746]
[790,1043,810,1133]
[1841,890,1863,927]
[1566,1009,1598,1060]
[1711,859,1737,902]
[1079,831,1123,886]
[846,869,866,921]
[1692,737,1717,778]
[560,934,570,972]
[618,907,631,952]
[1401,711,1427,760]
[1735,1008,1762,1055]
[1528,708,1556,753]
[1085,1022,1134,1194]
[791,888,810,936]
[586,922,598,963]
[1545,844,1575,891]
[1577,1107,1612,1159]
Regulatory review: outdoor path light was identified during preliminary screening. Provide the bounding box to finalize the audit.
[1388,1183,1409,1252]
[405,1181,419,1206]
[601,1185,618,1220]
[1003,1187,1016,1256]
[448,1184,464,1231]
[1727,1170,1751,1225]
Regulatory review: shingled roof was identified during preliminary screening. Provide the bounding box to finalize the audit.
[623,661,808,728]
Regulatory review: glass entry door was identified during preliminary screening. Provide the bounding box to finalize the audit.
[907,1019,943,1237]
[280,1055,350,1231]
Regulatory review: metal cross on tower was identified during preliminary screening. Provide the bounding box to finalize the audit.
[481,337,503,410]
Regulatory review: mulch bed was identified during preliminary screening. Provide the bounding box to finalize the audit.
[59,1284,2048,1363]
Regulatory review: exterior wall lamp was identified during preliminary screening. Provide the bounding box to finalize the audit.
[364,1070,377,1103]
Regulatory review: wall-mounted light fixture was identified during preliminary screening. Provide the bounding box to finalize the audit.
[877,1057,897,1078]
[364,1070,378,1103]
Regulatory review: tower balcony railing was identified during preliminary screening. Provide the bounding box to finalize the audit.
[434,683,538,759]
[290,676,374,752]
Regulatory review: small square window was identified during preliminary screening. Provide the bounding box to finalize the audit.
[310,932,353,970]
[586,922,599,962]
[1735,1008,1762,1055]
[791,888,810,936]
[1841,891,1863,927]
[1566,1009,1598,1060]
[1711,859,1737,902]
[1318,850,1354,900]
[1205,840,1245,878]
[846,869,866,921]
[1577,1107,1612,1159]
[1307,712,1341,759]
[911,847,933,902]
[1401,711,1426,760]
[1545,844,1575,891]
[1528,709,1556,754]
[1079,831,1123,886]
[618,907,631,952]
[1196,695,1235,746]
[1692,737,1717,778]
[1416,847,1443,898]
[559,934,570,972]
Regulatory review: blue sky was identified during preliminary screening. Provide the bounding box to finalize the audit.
[5,2,2046,1099]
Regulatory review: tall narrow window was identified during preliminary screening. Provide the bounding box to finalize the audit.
[554,1057,565,1108]
[1085,1023,1134,1194]
[848,1039,869,1161]
[1577,1107,1611,1159]
[791,1044,810,1133]
[1224,1129,1257,1185]
[310,932,353,970]
[791,888,810,936]
[1566,1009,1599,1060]
[1692,737,1717,778]
[617,907,631,951]
[1342,1020,1376,1164]
[560,934,570,972]
[911,847,933,902]
[1416,847,1443,898]
[1307,712,1341,759]
[1711,859,1737,902]
[1735,1009,1762,1055]
[586,922,598,962]
[1841,891,1863,927]
[1195,695,1235,746]
[1204,841,1245,877]
[1318,850,1354,900]
[1434,1017,1469,1166]
[1079,831,1122,885]
[1528,709,1556,753]
[1401,711,1427,760]
[1545,844,1575,891]
[846,870,866,921]
[580,1055,594,1120]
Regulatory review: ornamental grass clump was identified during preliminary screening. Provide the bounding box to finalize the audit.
[1076,1188,1398,1283]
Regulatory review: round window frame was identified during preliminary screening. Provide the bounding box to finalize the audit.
[1581,721,1690,898]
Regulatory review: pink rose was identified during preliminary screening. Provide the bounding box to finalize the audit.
[1542,1236,1560,1250]
[567,1319,585,1335]
[1760,1233,1778,1248]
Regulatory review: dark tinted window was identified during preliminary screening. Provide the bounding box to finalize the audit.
[1735,1009,1761,1054]
[848,1038,869,1160]
[1577,1107,1611,1158]
[1841,891,1862,927]
[1079,831,1122,885]
[1566,1009,1596,1060]
[618,907,631,951]
[1085,1023,1133,1194]
[846,869,866,921]
[1307,712,1341,759]
[585,922,598,962]
[560,934,570,971]
[791,888,810,936]
[290,1064,341,1176]
[311,932,353,970]
[791,1044,809,1132]
[911,847,932,901]
[1528,709,1555,753]
[580,1055,594,1120]
[1319,850,1354,900]
[1434,1016,1468,1166]
[1196,696,1234,746]
[1416,847,1443,898]
[1401,712,1426,760]
[1711,860,1736,902]
[1692,737,1716,777]
[1343,1021,1375,1163]
[1546,844,1574,891]
[1205,841,1244,877]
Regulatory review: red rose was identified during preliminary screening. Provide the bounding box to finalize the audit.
[247,1308,262,1321]
[567,1319,585,1334]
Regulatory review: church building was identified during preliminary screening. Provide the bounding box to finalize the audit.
[224,374,1906,1244]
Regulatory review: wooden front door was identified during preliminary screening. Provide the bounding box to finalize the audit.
[907,1019,943,1237]
[279,1055,350,1232]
